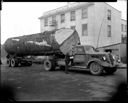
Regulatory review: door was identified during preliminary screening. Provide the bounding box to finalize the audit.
[73,46,87,66]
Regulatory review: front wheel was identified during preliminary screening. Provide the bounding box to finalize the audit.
[89,62,103,75]
[43,59,55,71]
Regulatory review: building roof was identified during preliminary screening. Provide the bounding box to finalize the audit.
[97,42,123,48]
[38,2,94,19]
[121,19,127,21]
[105,2,121,13]
[39,2,122,20]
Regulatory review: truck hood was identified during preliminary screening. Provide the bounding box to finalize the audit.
[87,51,109,55]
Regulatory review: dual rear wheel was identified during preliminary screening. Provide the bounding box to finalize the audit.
[7,58,32,67]
[7,58,18,67]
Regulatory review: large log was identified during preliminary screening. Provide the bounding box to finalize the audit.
[4,28,80,56]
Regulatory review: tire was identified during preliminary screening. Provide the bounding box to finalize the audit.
[10,58,18,67]
[89,62,103,75]
[7,59,11,67]
[105,68,117,75]
[44,59,55,71]
[7,59,9,64]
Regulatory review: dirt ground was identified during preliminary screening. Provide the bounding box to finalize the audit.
[1,59,127,101]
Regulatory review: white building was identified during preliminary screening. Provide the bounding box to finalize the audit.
[39,2,121,48]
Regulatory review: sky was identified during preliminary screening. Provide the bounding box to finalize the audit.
[1,1,127,44]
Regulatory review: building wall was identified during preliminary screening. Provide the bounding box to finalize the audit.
[98,43,120,57]
[80,5,95,45]
[39,2,121,48]
[40,3,95,45]
[94,3,121,48]
[98,43,126,63]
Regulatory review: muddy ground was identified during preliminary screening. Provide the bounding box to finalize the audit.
[1,59,127,101]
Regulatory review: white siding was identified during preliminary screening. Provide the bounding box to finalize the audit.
[39,2,121,48]
[94,3,121,48]
[80,5,95,45]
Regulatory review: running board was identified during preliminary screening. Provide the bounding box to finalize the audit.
[70,66,87,69]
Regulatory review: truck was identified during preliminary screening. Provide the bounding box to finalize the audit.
[4,28,120,75]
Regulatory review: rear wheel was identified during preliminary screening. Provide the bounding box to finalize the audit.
[44,59,55,71]
[89,62,103,75]
[10,58,18,67]
[7,59,11,67]
[105,68,117,74]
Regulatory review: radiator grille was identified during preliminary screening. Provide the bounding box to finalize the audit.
[109,54,114,65]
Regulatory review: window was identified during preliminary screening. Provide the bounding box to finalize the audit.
[84,46,96,53]
[51,15,56,26]
[107,10,111,20]
[121,24,124,32]
[125,25,127,32]
[52,15,56,22]
[61,14,65,23]
[82,8,88,19]
[82,24,88,36]
[44,18,48,26]
[121,24,126,32]
[70,11,76,21]
[71,26,75,30]
[107,25,111,37]
[122,34,127,43]
[77,47,85,54]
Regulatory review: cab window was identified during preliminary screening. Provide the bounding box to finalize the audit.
[76,46,85,54]
[84,46,95,53]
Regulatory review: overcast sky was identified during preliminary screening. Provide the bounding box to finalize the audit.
[1,1,127,44]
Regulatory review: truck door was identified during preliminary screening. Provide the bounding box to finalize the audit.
[73,46,86,66]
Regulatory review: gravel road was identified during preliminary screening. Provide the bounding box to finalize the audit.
[1,61,127,101]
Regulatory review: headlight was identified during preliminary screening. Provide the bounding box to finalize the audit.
[102,56,106,61]
[112,55,115,60]
[70,56,74,59]
[117,59,121,63]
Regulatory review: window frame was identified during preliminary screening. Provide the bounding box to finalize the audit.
[70,11,76,21]
[125,25,127,32]
[82,24,88,36]
[121,24,124,32]
[107,9,111,20]
[44,18,48,27]
[82,8,88,19]
[107,25,111,37]
[71,26,76,30]
[60,13,65,23]
[52,15,56,22]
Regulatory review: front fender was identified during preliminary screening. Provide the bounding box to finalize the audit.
[87,58,110,68]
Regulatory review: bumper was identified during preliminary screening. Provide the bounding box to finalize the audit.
[102,62,120,68]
